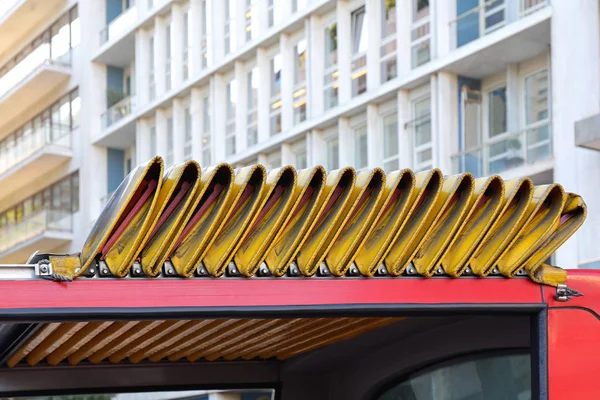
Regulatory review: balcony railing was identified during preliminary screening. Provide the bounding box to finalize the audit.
[102,94,136,129]
[0,208,72,254]
[0,122,71,176]
[0,0,20,19]
[449,0,548,49]
[100,0,137,45]
[0,37,71,99]
[451,121,552,177]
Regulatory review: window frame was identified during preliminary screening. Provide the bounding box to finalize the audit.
[350,5,368,97]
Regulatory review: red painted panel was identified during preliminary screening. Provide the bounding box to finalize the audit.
[0,278,542,310]
[543,270,600,315]
[548,308,600,399]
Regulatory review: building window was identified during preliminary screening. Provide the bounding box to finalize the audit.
[488,86,507,138]
[324,21,338,110]
[351,6,368,97]
[165,23,172,91]
[225,0,236,55]
[150,121,157,156]
[381,0,397,83]
[266,151,282,170]
[292,0,307,13]
[149,34,155,100]
[183,106,192,161]
[412,96,432,171]
[294,38,307,124]
[383,112,399,171]
[354,123,368,169]
[326,134,339,170]
[201,0,211,68]
[226,79,237,156]
[183,10,190,81]
[270,53,282,136]
[166,116,174,165]
[245,0,255,42]
[411,0,430,69]
[202,93,211,165]
[293,140,307,169]
[456,0,506,48]
[247,67,258,147]
[524,69,551,163]
[268,0,281,27]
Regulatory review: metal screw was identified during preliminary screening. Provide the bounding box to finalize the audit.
[89,269,95,274]
[408,266,416,274]
[135,268,141,275]
[350,266,358,275]
[492,267,500,275]
[168,269,174,275]
[291,266,299,275]
[465,267,472,274]
[40,265,48,273]
[261,267,269,275]
[102,269,109,274]
[436,267,444,275]
[231,267,238,274]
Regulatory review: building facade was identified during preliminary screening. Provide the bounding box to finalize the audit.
[0,0,598,270]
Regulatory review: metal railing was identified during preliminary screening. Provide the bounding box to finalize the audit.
[451,121,552,177]
[102,94,136,129]
[0,122,71,176]
[449,0,548,49]
[100,0,137,45]
[0,208,73,254]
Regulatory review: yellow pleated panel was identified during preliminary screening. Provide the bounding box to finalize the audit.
[524,194,587,286]
[202,165,266,276]
[264,166,326,276]
[495,184,565,277]
[325,168,386,276]
[353,170,416,276]
[72,157,163,278]
[412,174,475,276]
[469,178,534,276]
[296,167,356,276]
[137,161,202,276]
[384,169,443,275]
[169,164,234,277]
[441,176,505,276]
[234,166,298,276]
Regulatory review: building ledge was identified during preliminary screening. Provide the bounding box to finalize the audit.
[0,229,72,264]
[575,113,600,151]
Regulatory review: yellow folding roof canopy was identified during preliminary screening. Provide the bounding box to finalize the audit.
[46,157,586,287]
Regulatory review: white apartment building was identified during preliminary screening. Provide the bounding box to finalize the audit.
[0,0,599,272]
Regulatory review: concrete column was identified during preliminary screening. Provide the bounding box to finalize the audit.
[433,0,455,59]
[257,153,268,165]
[310,129,327,167]
[213,74,227,162]
[255,0,268,37]
[135,30,149,104]
[551,0,600,267]
[365,0,381,90]
[172,98,185,163]
[429,74,439,168]
[190,0,203,77]
[366,103,380,169]
[398,90,411,167]
[336,0,351,104]
[396,0,411,78]
[338,117,352,166]
[155,108,167,160]
[435,71,458,172]
[235,61,247,154]
[171,3,184,88]
[306,131,315,166]
[154,16,166,96]
[308,13,324,118]
[257,47,270,143]
[506,63,519,133]
[136,118,151,162]
[191,87,203,160]
[212,0,226,63]
[235,0,246,49]
[281,34,294,132]
[281,142,294,165]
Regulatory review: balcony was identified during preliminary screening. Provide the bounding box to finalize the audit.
[450,0,549,50]
[102,94,136,129]
[95,93,136,149]
[0,207,72,263]
[452,121,553,178]
[0,40,71,129]
[0,0,67,59]
[94,1,137,67]
[0,122,72,192]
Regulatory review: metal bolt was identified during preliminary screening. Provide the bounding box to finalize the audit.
[436,267,444,275]
[40,265,48,273]
[102,269,109,274]
[261,267,269,275]
[231,267,238,274]
[408,266,416,274]
[89,269,95,274]
[350,266,358,275]
[291,266,299,275]
[492,267,499,275]
[168,269,174,275]
[135,268,141,275]
[465,267,472,274]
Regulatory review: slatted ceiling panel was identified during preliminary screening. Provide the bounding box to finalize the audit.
[88,320,164,364]
[6,317,399,367]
